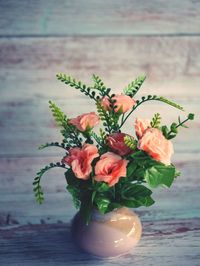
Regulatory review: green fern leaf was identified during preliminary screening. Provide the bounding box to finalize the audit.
[57,73,99,101]
[49,100,68,128]
[49,100,82,147]
[96,101,111,133]
[156,96,184,111]
[33,162,68,204]
[124,75,146,97]
[92,74,107,96]
[150,113,162,128]
[38,142,68,150]
[124,135,137,150]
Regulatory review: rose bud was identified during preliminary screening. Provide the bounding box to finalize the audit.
[107,133,134,156]
[69,112,100,132]
[101,94,136,114]
[135,118,151,139]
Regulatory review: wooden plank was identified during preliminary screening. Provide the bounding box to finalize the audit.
[1,160,199,264]
[0,0,200,36]
[1,156,199,194]
[0,188,200,226]
[0,37,199,156]
[0,219,199,265]
[1,37,200,100]
[0,98,199,156]
[0,160,199,225]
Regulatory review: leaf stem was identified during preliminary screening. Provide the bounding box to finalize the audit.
[167,117,191,137]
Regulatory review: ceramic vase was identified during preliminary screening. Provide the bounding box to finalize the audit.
[71,207,142,258]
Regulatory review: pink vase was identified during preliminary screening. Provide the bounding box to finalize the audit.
[71,207,142,258]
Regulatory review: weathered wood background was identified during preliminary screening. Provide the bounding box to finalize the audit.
[0,1,200,265]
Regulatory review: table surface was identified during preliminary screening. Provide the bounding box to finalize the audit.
[0,1,200,265]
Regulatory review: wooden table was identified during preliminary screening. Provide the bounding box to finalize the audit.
[0,1,200,265]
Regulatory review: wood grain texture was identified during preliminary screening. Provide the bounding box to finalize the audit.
[0,0,200,36]
[0,219,200,266]
[1,37,200,100]
[0,37,199,158]
[0,160,200,265]
[0,160,199,225]
[0,98,199,157]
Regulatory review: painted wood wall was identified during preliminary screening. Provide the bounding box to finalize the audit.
[0,1,200,265]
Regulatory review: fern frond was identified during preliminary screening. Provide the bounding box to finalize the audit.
[57,73,99,101]
[120,95,184,128]
[38,142,68,150]
[96,101,112,133]
[49,100,82,147]
[124,75,146,97]
[99,128,107,141]
[49,100,68,128]
[33,162,68,204]
[91,131,103,146]
[156,96,184,111]
[124,135,137,150]
[150,113,161,128]
[92,74,108,96]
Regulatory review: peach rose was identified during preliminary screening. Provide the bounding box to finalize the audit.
[62,143,99,180]
[107,133,134,156]
[69,112,100,132]
[135,118,151,139]
[138,128,174,165]
[101,94,136,113]
[94,152,129,186]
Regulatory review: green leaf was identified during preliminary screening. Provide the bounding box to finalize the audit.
[150,113,162,128]
[156,96,184,111]
[67,185,81,209]
[138,196,155,207]
[130,150,150,161]
[38,142,67,150]
[124,135,137,150]
[122,183,152,199]
[144,164,176,188]
[170,123,178,133]
[106,202,122,212]
[92,74,107,96]
[122,196,154,208]
[161,125,170,139]
[95,182,110,192]
[120,183,154,208]
[56,73,98,101]
[49,100,82,147]
[94,195,111,214]
[126,163,137,178]
[49,100,68,128]
[123,75,146,97]
[33,162,67,204]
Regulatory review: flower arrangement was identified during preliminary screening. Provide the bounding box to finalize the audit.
[33,74,194,224]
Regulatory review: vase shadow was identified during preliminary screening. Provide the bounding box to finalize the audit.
[1,222,123,264]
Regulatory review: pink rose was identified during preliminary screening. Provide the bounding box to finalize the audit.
[107,133,134,156]
[135,118,151,139]
[62,144,99,180]
[94,152,129,187]
[69,112,100,132]
[138,128,174,165]
[101,94,136,113]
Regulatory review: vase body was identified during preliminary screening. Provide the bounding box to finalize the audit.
[71,207,142,258]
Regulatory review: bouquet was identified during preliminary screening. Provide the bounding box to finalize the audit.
[33,74,194,224]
